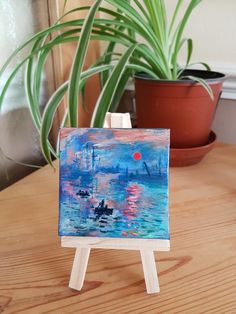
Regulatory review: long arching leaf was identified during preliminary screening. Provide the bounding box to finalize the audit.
[169,0,184,35]
[68,0,102,127]
[171,0,202,78]
[91,44,138,128]
[181,75,214,100]
[108,69,132,113]
[40,65,113,165]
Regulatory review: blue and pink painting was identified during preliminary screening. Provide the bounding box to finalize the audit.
[59,128,170,240]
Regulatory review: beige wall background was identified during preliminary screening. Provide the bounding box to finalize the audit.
[102,0,236,64]
[165,0,236,64]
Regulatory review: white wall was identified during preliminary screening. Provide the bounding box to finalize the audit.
[213,99,236,144]
[165,0,236,65]
[0,0,34,113]
[0,0,34,67]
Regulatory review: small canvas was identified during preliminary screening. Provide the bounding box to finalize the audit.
[59,128,170,240]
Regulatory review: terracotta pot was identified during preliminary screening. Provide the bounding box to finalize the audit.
[135,70,225,148]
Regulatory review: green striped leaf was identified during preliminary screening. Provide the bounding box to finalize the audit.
[91,44,138,128]
[40,65,113,165]
[181,75,214,100]
[68,0,102,127]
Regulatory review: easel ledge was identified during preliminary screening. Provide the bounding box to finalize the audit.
[61,236,170,251]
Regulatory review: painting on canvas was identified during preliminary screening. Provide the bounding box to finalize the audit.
[59,128,170,240]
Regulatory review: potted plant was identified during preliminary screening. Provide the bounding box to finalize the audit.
[0,0,225,166]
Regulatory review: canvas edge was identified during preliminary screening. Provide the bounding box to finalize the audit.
[61,236,170,251]
[166,129,171,243]
[58,128,64,237]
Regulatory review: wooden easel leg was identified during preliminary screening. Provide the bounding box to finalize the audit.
[69,247,91,291]
[140,249,160,294]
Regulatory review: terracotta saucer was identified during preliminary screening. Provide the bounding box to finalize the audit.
[170,131,217,167]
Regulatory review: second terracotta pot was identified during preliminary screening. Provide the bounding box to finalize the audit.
[135,70,225,148]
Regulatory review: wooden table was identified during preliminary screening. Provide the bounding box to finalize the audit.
[1,143,236,314]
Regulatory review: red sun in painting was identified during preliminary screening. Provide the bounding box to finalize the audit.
[133,151,142,161]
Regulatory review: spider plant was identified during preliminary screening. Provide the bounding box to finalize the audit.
[0,0,212,165]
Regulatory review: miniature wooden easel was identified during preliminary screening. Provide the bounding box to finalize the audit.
[61,113,170,294]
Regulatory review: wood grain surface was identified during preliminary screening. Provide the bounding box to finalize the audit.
[0,143,236,313]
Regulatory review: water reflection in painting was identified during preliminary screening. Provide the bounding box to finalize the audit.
[59,128,170,239]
